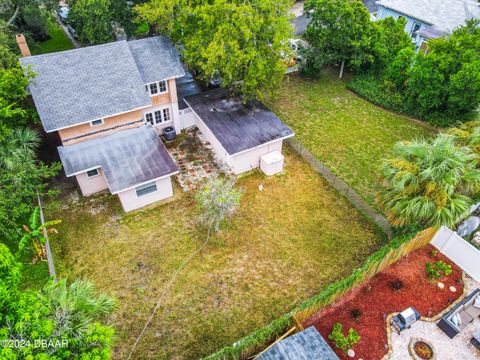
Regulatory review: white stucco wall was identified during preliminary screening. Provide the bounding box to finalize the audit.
[76,169,109,196]
[431,226,480,283]
[117,176,174,212]
[180,108,196,129]
[228,140,283,174]
[194,114,228,163]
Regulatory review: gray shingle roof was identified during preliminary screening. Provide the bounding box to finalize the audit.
[185,89,294,155]
[376,0,480,33]
[128,37,185,84]
[20,36,184,132]
[58,125,178,194]
[257,327,340,360]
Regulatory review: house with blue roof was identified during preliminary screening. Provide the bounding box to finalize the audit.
[375,0,480,52]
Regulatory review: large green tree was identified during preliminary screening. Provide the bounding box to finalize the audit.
[405,21,480,123]
[304,0,374,77]
[381,134,480,228]
[69,0,137,44]
[136,0,293,100]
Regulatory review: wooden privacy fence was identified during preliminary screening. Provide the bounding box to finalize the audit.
[292,226,437,324]
[205,227,437,360]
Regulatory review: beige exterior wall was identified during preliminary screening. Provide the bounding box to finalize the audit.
[228,140,283,174]
[59,78,181,144]
[59,109,145,145]
[75,169,109,196]
[117,176,174,212]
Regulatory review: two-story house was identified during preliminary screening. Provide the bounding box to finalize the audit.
[375,0,480,52]
[19,35,294,212]
[19,36,185,212]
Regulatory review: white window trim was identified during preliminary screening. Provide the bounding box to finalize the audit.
[146,80,168,97]
[90,118,104,127]
[143,105,173,126]
[86,168,100,178]
[135,181,158,198]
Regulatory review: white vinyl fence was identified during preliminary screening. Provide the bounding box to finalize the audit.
[431,226,480,282]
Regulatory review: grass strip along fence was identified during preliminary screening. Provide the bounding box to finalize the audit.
[287,138,392,237]
[205,227,437,360]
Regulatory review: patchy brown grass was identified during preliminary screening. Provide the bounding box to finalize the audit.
[50,147,385,359]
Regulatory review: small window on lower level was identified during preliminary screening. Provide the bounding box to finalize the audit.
[86,168,99,177]
[135,181,157,197]
[90,119,104,126]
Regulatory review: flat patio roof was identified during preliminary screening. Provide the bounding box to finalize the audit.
[58,125,178,194]
[185,89,294,155]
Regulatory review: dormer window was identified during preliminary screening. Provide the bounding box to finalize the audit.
[146,80,168,96]
[90,118,104,126]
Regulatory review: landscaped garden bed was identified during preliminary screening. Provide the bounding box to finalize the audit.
[303,244,464,360]
[49,147,385,359]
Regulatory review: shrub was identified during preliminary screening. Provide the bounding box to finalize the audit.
[390,279,404,291]
[426,261,452,280]
[328,322,360,353]
[349,308,362,322]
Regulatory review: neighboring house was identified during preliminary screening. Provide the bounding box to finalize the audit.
[19,36,294,212]
[257,326,339,360]
[375,0,480,52]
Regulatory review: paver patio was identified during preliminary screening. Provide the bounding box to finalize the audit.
[388,276,480,360]
[168,128,222,191]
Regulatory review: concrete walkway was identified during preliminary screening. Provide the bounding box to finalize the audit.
[388,276,480,360]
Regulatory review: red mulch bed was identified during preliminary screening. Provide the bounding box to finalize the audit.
[303,245,464,360]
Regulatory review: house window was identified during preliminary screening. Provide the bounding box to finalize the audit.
[163,108,171,122]
[86,168,99,178]
[411,22,421,39]
[135,181,157,197]
[145,113,154,125]
[146,80,168,96]
[144,107,171,125]
[90,119,104,126]
[149,82,158,95]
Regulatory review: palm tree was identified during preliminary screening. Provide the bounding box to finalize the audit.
[19,207,61,261]
[0,127,40,172]
[40,279,116,340]
[381,134,480,228]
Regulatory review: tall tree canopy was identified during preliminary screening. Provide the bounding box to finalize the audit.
[381,134,480,228]
[136,0,293,100]
[303,0,374,76]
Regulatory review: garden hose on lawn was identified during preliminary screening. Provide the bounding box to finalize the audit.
[127,222,214,360]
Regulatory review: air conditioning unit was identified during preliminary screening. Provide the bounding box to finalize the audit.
[260,151,284,176]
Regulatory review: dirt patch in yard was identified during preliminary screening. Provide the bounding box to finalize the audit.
[304,245,464,360]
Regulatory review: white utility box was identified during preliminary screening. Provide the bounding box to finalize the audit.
[260,151,284,176]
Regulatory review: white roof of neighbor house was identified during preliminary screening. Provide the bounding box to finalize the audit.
[376,0,480,34]
[19,36,185,133]
[58,125,178,194]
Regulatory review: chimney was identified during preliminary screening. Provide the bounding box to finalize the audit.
[16,34,31,57]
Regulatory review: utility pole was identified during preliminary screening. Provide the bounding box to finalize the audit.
[37,192,57,282]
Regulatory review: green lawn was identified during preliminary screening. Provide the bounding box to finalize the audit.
[266,70,435,208]
[31,18,74,55]
[49,148,385,359]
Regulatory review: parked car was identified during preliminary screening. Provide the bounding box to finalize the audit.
[58,6,69,23]
[67,24,79,40]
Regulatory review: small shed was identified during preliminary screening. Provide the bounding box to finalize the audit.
[257,326,340,360]
[185,89,294,174]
